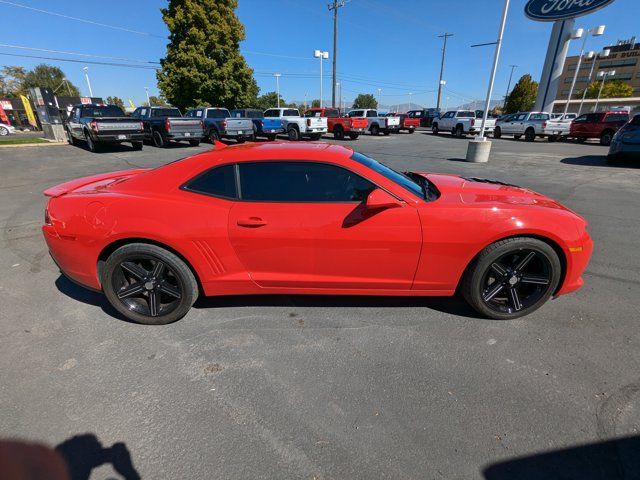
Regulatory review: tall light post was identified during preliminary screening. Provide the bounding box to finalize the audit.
[336,82,342,113]
[563,25,606,116]
[594,69,615,112]
[408,92,412,111]
[314,49,329,107]
[504,64,517,106]
[274,73,281,108]
[328,0,346,107]
[377,88,382,109]
[144,87,150,106]
[578,48,609,115]
[83,66,93,98]
[436,33,453,112]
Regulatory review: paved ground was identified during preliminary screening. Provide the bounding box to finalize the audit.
[1,131,639,479]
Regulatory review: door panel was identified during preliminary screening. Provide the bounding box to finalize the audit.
[228,202,422,289]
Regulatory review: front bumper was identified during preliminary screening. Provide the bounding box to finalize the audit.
[556,230,594,296]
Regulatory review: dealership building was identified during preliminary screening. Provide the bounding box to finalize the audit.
[553,37,640,114]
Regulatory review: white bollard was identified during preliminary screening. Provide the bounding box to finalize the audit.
[466,137,491,163]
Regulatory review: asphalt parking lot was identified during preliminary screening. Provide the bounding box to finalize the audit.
[1,131,639,479]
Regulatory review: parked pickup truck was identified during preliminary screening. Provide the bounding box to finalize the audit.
[569,111,630,146]
[131,106,203,148]
[347,109,400,135]
[185,107,253,143]
[432,110,496,138]
[263,107,327,141]
[541,113,577,142]
[66,103,144,152]
[231,108,284,141]
[390,113,419,133]
[305,107,367,140]
[493,111,551,141]
[407,108,440,127]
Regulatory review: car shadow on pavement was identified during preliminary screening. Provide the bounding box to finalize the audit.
[482,435,640,480]
[194,294,481,319]
[561,155,640,168]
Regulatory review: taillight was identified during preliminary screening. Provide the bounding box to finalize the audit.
[165,118,171,132]
[222,119,227,129]
[542,121,547,128]
[139,122,144,130]
[471,118,475,126]
[90,120,98,132]
[200,120,204,129]
[307,118,312,127]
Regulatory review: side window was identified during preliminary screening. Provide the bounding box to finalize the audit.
[366,110,378,117]
[183,164,237,199]
[238,162,376,202]
[264,109,278,118]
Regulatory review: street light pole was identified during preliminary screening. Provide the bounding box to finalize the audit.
[594,69,615,112]
[408,92,412,111]
[314,50,329,107]
[436,33,453,112]
[564,25,605,116]
[328,0,345,107]
[274,73,281,108]
[377,88,382,109]
[144,87,150,107]
[504,64,517,106]
[83,66,93,98]
[578,48,609,116]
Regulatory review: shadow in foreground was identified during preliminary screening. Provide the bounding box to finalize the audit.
[483,435,640,480]
[56,434,141,480]
[561,155,640,168]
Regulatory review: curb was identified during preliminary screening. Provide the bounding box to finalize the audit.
[0,141,67,149]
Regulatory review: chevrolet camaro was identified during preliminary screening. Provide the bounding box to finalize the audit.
[42,142,592,324]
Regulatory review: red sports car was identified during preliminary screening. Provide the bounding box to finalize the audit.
[42,142,592,324]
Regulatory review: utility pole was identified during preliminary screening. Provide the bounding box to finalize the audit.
[274,73,281,107]
[504,64,517,107]
[83,66,93,98]
[436,33,453,112]
[144,87,151,106]
[328,0,346,107]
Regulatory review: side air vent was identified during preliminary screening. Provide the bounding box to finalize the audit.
[191,240,226,275]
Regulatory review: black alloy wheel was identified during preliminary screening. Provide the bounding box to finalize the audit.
[103,243,198,325]
[153,130,166,148]
[462,237,561,320]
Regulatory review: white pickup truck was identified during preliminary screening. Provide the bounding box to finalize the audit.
[264,108,327,141]
[493,111,551,141]
[431,110,496,138]
[347,109,400,135]
[542,113,577,142]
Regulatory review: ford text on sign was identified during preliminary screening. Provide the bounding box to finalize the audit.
[525,0,615,21]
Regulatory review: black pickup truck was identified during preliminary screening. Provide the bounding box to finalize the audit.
[66,104,145,152]
[131,106,203,148]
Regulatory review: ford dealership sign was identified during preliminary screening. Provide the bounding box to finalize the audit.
[525,0,615,21]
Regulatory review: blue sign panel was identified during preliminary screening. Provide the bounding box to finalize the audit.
[525,0,615,21]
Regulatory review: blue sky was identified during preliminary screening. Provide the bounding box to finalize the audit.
[0,0,636,108]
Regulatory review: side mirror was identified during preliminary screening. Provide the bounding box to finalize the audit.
[365,188,402,210]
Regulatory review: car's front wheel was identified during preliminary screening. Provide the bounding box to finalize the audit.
[0,126,8,136]
[432,123,439,135]
[102,243,199,325]
[461,237,561,320]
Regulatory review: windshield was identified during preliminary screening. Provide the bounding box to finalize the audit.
[351,152,425,199]
[82,105,125,117]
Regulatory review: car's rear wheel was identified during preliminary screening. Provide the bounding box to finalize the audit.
[153,130,166,148]
[266,134,276,141]
[493,127,501,139]
[66,128,77,145]
[102,243,199,325]
[131,141,143,150]
[348,132,359,140]
[600,130,614,146]
[370,124,380,136]
[408,128,415,134]
[432,123,439,135]
[454,125,464,138]
[524,128,536,142]
[189,139,200,147]
[0,126,8,136]
[287,127,300,141]
[461,237,561,320]
[85,132,99,152]
[209,129,220,143]
[333,126,345,140]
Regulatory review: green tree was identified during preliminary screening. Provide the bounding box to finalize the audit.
[352,93,377,109]
[21,64,80,96]
[577,79,633,99]
[311,99,321,108]
[254,91,281,110]
[0,66,26,97]
[157,0,259,111]
[146,95,169,107]
[504,74,538,114]
[106,96,125,109]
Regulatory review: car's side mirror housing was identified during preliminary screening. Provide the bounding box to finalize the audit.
[365,188,402,210]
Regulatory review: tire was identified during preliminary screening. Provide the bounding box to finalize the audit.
[454,125,464,138]
[131,141,143,150]
[383,129,390,136]
[600,130,614,147]
[85,132,99,152]
[432,123,439,135]
[102,243,199,325]
[514,134,522,140]
[310,133,322,141]
[66,128,77,145]
[152,130,166,148]
[548,135,557,143]
[576,137,586,143]
[189,140,200,147]
[461,237,561,320]
[493,127,501,139]
[333,126,345,140]
[408,128,415,134]
[236,137,245,144]
[370,124,380,136]
[287,126,300,141]
[209,129,220,143]
[266,134,277,141]
[348,132,359,140]
[0,126,9,136]
[524,128,536,142]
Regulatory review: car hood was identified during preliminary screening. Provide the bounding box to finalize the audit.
[415,172,570,210]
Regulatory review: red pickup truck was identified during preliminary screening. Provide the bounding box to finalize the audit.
[305,107,368,140]
[569,111,630,146]
[390,113,420,133]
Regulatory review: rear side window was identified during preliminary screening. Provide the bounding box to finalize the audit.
[184,164,236,199]
[366,110,378,117]
[207,109,230,119]
[529,113,550,121]
[264,109,279,118]
[325,108,339,118]
[283,109,300,116]
[238,161,375,202]
[456,111,475,118]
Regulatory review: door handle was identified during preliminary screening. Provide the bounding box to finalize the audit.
[237,217,267,228]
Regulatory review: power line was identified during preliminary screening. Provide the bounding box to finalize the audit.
[0,43,161,65]
[0,52,159,69]
[0,0,165,38]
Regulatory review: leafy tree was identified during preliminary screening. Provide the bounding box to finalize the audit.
[157,0,259,111]
[106,96,125,109]
[147,95,169,107]
[576,79,633,99]
[352,93,377,109]
[0,66,26,97]
[311,99,321,108]
[254,91,281,110]
[21,64,80,96]
[504,74,537,114]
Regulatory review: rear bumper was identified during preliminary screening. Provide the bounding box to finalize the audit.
[224,130,253,138]
[258,128,284,135]
[385,125,400,131]
[167,131,203,140]
[303,128,328,134]
[94,132,145,142]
